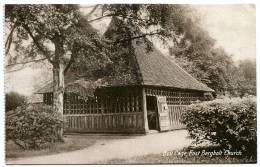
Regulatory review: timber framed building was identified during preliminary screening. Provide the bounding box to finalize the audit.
[36,18,214,134]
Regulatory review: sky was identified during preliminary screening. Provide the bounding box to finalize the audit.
[195,5,256,62]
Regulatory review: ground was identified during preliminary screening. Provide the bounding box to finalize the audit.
[6,130,255,164]
[7,130,191,164]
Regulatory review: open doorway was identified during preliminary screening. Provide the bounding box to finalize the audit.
[146,96,159,130]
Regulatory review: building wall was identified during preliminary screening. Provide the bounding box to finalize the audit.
[64,86,145,133]
[42,86,208,134]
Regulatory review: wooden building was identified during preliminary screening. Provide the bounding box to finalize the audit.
[36,18,214,134]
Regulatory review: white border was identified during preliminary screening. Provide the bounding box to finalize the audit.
[0,1,259,167]
[0,0,258,4]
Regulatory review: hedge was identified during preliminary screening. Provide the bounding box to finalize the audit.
[181,97,256,158]
[6,104,64,149]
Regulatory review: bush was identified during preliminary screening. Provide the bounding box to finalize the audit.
[181,97,256,158]
[6,104,64,149]
[5,92,27,112]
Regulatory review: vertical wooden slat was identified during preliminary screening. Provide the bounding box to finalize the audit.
[142,88,149,133]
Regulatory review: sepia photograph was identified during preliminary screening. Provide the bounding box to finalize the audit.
[3,2,257,165]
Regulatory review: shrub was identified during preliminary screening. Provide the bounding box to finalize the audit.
[6,104,64,149]
[5,92,27,112]
[181,97,256,158]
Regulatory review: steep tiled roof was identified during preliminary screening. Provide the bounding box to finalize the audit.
[133,41,213,92]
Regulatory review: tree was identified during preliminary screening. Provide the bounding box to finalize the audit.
[236,60,256,96]
[169,13,243,95]
[5,4,191,136]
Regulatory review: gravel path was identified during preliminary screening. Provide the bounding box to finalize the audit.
[7,130,191,164]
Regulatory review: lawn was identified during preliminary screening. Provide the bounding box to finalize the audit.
[100,145,257,164]
[101,153,256,164]
[6,135,97,160]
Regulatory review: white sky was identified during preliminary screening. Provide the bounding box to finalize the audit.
[195,5,256,62]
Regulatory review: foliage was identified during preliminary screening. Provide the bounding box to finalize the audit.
[5,4,192,115]
[181,97,256,158]
[171,20,234,94]
[5,4,191,71]
[236,60,256,97]
[6,104,63,149]
[5,92,27,112]
[170,13,256,96]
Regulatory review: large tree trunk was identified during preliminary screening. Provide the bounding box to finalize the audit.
[53,64,65,113]
[53,63,65,137]
[53,39,65,137]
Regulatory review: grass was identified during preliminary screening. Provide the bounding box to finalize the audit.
[101,154,255,164]
[6,135,97,160]
[100,145,257,164]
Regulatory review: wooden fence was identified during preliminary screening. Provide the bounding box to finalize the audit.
[64,112,144,133]
[63,92,144,133]
[168,105,186,130]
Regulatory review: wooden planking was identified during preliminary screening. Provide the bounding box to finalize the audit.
[64,112,144,133]
[168,105,186,130]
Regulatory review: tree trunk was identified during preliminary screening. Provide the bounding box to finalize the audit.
[53,39,65,138]
[53,63,65,138]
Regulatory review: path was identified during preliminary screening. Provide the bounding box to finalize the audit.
[7,130,191,164]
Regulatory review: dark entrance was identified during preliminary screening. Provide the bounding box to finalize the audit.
[146,96,159,130]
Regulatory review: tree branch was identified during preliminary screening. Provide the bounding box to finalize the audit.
[113,31,162,44]
[5,24,16,55]
[64,53,76,74]
[5,57,47,67]
[22,23,54,64]
[87,13,115,23]
[5,58,48,73]
[86,5,99,19]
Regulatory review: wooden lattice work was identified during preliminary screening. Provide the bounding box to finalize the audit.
[62,87,144,133]
[145,87,204,105]
[63,93,142,115]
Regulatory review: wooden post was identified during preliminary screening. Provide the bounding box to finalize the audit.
[142,87,149,133]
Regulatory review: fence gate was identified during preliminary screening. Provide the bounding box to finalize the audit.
[156,96,186,131]
[168,105,186,130]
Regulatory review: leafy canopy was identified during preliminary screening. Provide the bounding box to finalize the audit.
[5,4,191,68]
